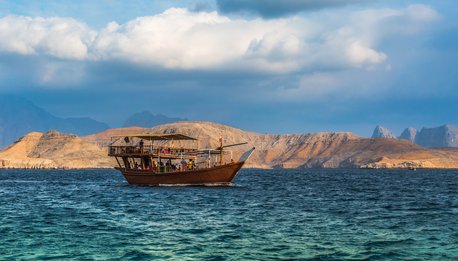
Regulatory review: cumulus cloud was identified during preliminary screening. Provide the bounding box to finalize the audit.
[346,41,386,65]
[0,5,439,75]
[0,15,95,60]
[216,0,366,18]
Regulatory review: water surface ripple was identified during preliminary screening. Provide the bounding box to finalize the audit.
[0,169,457,260]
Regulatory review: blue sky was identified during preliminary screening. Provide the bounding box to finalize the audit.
[0,0,457,136]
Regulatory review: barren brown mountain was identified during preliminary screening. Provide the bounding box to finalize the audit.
[2,121,458,169]
[0,130,114,169]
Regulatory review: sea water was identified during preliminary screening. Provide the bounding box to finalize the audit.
[0,169,457,260]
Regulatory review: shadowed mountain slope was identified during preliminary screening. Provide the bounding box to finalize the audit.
[0,96,109,147]
[123,111,186,128]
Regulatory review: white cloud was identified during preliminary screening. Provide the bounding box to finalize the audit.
[0,15,95,60]
[0,5,439,74]
[346,41,386,66]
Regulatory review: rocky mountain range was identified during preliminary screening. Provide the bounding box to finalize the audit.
[415,125,458,147]
[123,111,187,128]
[0,130,114,169]
[372,125,396,139]
[0,96,109,148]
[0,96,189,149]
[373,124,458,148]
[2,121,458,169]
[399,127,417,142]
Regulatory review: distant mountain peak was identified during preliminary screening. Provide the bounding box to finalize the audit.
[372,125,396,139]
[415,124,458,148]
[399,127,417,142]
[123,110,187,128]
[0,95,109,147]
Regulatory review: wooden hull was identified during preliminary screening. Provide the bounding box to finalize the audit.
[116,161,245,186]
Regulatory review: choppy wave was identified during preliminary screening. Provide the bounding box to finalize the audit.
[158,182,232,187]
[0,168,457,260]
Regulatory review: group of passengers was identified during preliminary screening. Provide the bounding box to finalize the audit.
[157,159,196,172]
[133,158,196,172]
[160,147,174,155]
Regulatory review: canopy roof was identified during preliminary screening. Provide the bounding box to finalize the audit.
[114,133,197,141]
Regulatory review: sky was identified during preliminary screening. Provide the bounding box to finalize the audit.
[0,0,457,136]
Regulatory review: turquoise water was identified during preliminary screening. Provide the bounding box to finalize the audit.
[0,169,457,260]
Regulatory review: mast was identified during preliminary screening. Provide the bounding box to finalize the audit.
[219,136,223,166]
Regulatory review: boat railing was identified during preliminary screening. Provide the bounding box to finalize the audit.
[120,159,235,173]
[108,145,197,156]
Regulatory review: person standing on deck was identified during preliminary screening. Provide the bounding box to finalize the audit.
[139,139,144,153]
[166,159,172,172]
[187,159,194,170]
[159,161,164,173]
[152,161,158,172]
[181,159,187,171]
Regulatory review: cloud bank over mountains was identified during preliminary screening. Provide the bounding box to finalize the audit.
[0,1,455,135]
[0,5,438,75]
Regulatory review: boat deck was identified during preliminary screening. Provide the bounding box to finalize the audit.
[108,145,197,158]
